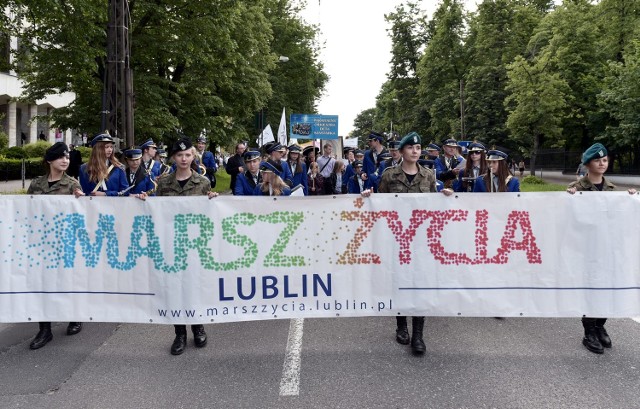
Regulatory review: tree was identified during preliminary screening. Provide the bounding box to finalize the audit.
[350,108,376,147]
[505,55,570,174]
[416,0,470,142]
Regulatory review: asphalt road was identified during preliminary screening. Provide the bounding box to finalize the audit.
[1,317,640,408]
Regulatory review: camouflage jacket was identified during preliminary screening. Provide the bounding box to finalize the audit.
[378,164,436,193]
[27,174,80,195]
[155,170,211,197]
[567,176,616,192]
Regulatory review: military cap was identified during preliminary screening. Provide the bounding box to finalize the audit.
[426,143,441,152]
[260,160,283,174]
[377,152,392,164]
[343,146,355,155]
[140,139,157,150]
[124,148,143,160]
[399,132,422,151]
[91,132,114,147]
[354,149,365,157]
[367,131,385,142]
[303,146,320,156]
[264,141,283,154]
[169,138,193,157]
[388,140,401,150]
[243,150,262,162]
[442,138,458,147]
[44,142,70,162]
[288,144,302,153]
[582,143,607,165]
[158,149,168,158]
[468,142,487,152]
[418,159,435,169]
[352,160,364,168]
[486,150,508,161]
[195,135,207,144]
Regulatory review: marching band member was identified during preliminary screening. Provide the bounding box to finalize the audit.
[140,138,162,179]
[263,141,294,187]
[362,131,453,355]
[363,131,387,176]
[124,148,156,195]
[137,137,218,355]
[234,149,262,196]
[454,142,488,192]
[27,142,84,349]
[78,132,129,197]
[435,138,465,189]
[566,143,636,354]
[154,148,172,177]
[287,144,309,194]
[195,135,217,187]
[473,150,519,193]
[307,161,324,196]
[347,160,375,194]
[253,160,291,196]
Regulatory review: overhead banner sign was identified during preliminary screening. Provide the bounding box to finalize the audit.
[1,193,639,324]
[290,114,339,139]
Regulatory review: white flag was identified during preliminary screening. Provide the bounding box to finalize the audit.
[256,124,276,146]
[277,108,288,146]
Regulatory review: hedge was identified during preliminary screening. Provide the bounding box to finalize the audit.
[0,158,46,180]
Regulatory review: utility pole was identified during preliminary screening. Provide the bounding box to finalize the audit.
[102,0,134,148]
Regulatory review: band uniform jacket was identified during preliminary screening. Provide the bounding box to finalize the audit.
[234,170,262,196]
[378,164,437,194]
[567,176,616,192]
[27,173,80,195]
[78,163,129,196]
[155,170,211,197]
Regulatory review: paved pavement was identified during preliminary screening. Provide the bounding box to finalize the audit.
[2,317,640,408]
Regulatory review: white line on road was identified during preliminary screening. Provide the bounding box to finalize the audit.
[279,318,304,396]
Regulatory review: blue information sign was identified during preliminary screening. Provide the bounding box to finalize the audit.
[290,114,339,140]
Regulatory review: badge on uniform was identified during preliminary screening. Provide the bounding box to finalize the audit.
[179,142,186,150]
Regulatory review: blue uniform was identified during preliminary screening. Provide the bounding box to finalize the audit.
[347,174,375,194]
[79,163,129,196]
[363,149,387,177]
[473,175,520,192]
[234,171,262,196]
[286,162,309,195]
[126,168,156,195]
[142,159,162,180]
[278,159,294,187]
[435,155,464,186]
[200,150,217,171]
[252,184,291,196]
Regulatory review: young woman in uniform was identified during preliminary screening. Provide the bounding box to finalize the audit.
[253,160,291,196]
[454,142,487,192]
[27,142,84,349]
[473,150,520,193]
[78,132,129,196]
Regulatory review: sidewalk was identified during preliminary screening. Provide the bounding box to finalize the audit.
[0,179,30,193]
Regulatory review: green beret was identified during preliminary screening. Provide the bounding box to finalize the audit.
[399,132,421,151]
[582,143,607,165]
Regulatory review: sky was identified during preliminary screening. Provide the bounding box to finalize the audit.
[299,0,478,137]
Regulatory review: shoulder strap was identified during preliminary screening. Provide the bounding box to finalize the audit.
[92,164,115,194]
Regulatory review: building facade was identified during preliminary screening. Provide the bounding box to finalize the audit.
[1,33,75,147]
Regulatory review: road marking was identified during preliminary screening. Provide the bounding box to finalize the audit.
[279,318,304,396]
[633,317,640,324]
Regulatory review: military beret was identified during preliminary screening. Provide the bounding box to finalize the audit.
[486,150,508,161]
[140,139,157,150]
[91,132,114,147]
[124,148,143,160]
[243,150,261,162]
[260,159,283,174]
[44,142,69,162]
[170,138,193,157]
[582,143,607,165]
[399,132,422,151]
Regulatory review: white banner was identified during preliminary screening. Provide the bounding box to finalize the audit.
[1,193,639,324]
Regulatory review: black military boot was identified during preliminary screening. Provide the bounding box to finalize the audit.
[595,319,611,348]
[395,317,410,345]
[30,322,53,350]
[66,322,83,335]
[411,317,426,355]
[582,328,604,354]
[171,325,187,355]
[191,324,207,348]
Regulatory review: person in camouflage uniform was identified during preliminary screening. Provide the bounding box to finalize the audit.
[362,132,453,356]
[137,137,217,355]
[567,143,636,355]
[27,142,84,350]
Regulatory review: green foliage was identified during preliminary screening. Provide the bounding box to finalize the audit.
[76,146,92,162]
[0,114,8,151]
[22,141,51,159]
[0,158,44,179]
[521,175,546,184]
[3,146,27,159]
[520,181,566,192]
[212,169,232,194]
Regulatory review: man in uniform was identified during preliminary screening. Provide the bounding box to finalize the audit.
[435,138,464,188]
[234,149,262,196]
[195,135,217,187]
[140,139,162,179]
[263,141,293,186]
[363,131,387,177]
